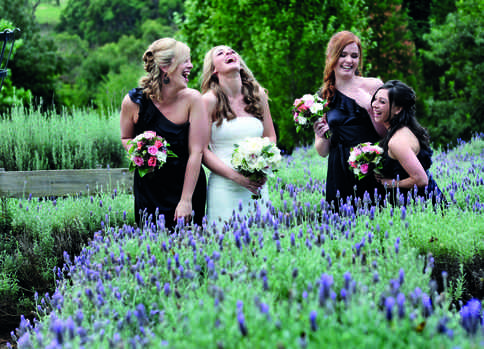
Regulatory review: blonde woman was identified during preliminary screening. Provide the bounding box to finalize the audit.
[201,46,276,224]
[120,38,208,229]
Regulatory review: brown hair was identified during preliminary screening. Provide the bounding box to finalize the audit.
[201,46,265,126]
[319,31,363,101]
[139,38,190,101]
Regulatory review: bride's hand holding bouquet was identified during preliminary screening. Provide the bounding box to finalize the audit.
[231,137,282,199]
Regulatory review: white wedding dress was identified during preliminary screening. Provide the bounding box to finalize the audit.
[206,117,269,225]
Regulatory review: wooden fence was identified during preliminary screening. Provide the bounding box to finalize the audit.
[0,168,134,198]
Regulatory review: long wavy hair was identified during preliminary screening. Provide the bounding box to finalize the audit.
[319,31,363,101]
[139,38,190,101]
[200,46,265,126]
[371,80,430,152]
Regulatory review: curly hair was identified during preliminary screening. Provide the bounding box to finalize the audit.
[318,31,363,101]
[200,46,266,126]
[371,80,430,152]
[139,38,190,101]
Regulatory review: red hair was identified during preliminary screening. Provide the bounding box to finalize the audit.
[319,31,363,101]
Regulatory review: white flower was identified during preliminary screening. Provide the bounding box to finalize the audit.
[310,102,324,114]
[157,151,167,163]
[298,116,307,125]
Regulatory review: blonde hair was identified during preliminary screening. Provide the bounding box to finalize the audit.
[139,38,190,101]
[200,46,266,126]
[319,31,363,101]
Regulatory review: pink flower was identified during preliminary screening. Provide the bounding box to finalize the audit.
[301,94,315,108]
[349,162,357,168]
[144,131,156,139]
[148,146,158,155]
[148,157,157,167]
[297,104,308,112]
[154,140,163,148]
[360,163,369,174]
[133,156,144,166]
[137,141,144,150]
[293,112,299,121]
[293,98,302,107]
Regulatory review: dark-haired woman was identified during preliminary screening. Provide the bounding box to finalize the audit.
[201,45,277,224]
[371,80,445,206]
[313,31,387,211]
[120,38,208,229]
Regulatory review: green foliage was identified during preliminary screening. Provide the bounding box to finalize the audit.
[419,0,483,145]
[57,0,183,47]
[179,0,374,152]
[1,0,62,109]
[0,106,128,170]
[366,0,420,87]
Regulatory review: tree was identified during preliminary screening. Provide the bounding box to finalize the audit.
[420,0,483,145]
[0,0,61,109]
[366,0,419,88]
[179,0,373,152]
[57,0,183,47]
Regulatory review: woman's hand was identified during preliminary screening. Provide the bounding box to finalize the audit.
[313,116,330,139]
[174,199,193,225]
[233,173,266,195]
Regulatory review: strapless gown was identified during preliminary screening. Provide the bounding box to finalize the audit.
[206,117,269,224]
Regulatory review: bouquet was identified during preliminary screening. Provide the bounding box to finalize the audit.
[292,93,330,136]
[127,131,176,177]
[348,142,384,180]
[231,137,282,198]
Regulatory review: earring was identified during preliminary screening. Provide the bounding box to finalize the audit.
[163,73,170,84]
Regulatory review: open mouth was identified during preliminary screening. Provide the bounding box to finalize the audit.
[341,65,353,71]
[224,56,237,64]
[182,70,190,82]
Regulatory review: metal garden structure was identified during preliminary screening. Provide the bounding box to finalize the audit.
[0,28,20,92]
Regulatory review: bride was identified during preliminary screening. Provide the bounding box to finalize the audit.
[201,45,277,225]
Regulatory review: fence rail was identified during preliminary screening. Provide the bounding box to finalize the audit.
[0,168,133,198]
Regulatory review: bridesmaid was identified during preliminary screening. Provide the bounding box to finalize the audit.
[313,31,386,211]
[371,80,446,206]
[120,38,208,230]
[200,45,277,224]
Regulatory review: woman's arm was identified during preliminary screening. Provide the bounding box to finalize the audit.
[174,90,209,222]
[380,129,428,189]
[201,92,263,195]
[119,94,139,151]
[313,117,330,157]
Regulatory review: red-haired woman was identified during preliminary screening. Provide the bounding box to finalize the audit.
[313,31,386,211]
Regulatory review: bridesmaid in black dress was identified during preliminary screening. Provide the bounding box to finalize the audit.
[371,80,446,206]
[120,38,208,229]
[313,31,387,211]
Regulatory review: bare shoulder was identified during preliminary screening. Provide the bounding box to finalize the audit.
[389,127,418,151]
[201,89,217,108]
[181,87,202,102]
[360,76,383,94]
[121,94,139,113]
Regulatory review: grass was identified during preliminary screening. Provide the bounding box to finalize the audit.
[35,1,66,27]
[4,134,483,348]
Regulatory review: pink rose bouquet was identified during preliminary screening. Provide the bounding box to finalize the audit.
[292,93,330,136]
[127,131,176,177]
[348,142,384,180]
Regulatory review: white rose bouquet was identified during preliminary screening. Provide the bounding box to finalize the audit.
[292,93,330,136]
[348,142,384,180]
[127,131,176,177]
[231,137,282,198]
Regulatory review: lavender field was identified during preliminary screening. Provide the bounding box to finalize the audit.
[9,135,484,348]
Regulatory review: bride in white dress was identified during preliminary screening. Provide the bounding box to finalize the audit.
[201,45,277,225]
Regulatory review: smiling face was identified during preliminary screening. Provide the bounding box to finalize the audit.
[335,42,360,80]
[372,88,391,126]
[172,55,193,86]
[211,46,240,74]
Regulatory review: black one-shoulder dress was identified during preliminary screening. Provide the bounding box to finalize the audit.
[326,90,380,210]
[128,88,206,229]
[379,147,445,206]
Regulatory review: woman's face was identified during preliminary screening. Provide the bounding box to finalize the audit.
[212,46,240,74]
[334,42,360,80]
[372,89,391,126]
[169,55,193,87]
